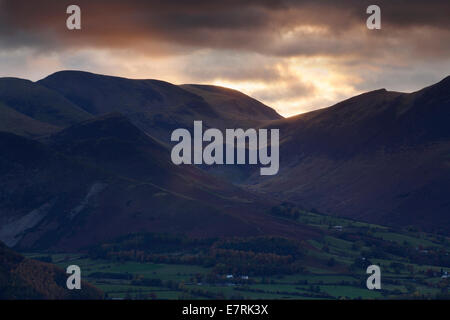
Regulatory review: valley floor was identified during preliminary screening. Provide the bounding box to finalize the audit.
[24,211,450,300]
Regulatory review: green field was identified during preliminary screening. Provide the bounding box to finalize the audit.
[23,211,450,300]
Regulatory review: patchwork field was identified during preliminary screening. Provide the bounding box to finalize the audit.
[24,211,450,300]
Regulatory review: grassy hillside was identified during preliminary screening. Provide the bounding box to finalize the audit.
[0,102,58,137]
[0,78,92,128]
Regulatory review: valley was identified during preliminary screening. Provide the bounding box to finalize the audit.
[0,70,449,300]
[23,210,450,300]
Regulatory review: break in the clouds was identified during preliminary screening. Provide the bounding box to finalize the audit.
[0,0,449,116]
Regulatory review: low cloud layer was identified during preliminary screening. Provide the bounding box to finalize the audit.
[1,0,449,116]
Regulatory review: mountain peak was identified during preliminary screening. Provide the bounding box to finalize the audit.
[40,70,108,81]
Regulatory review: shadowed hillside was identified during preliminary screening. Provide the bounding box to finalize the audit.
[0,78,91,133]
[0,114,318,251]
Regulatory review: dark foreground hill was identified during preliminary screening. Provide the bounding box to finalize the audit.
[0,241,102,299]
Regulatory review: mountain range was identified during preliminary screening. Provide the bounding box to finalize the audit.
[0,71,449,252]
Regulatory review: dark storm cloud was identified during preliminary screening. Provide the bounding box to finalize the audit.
[0,0,449,57]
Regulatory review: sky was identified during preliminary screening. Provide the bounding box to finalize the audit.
[0,0,449,117]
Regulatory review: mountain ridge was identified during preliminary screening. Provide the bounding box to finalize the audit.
[37,70,282,142]
[247,76,450,233]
